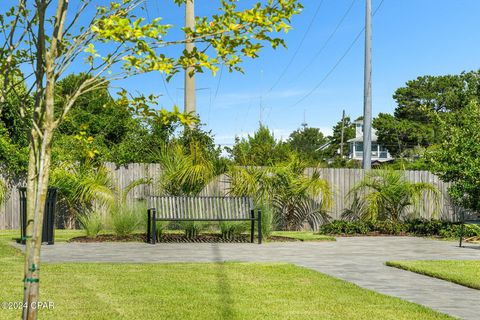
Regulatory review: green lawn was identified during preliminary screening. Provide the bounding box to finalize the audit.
[0,231,452,320]
[0,229,86,243]
[271,231,335,242]
[387,260,480,290]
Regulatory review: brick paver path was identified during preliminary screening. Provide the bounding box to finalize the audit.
[16,237,480,319]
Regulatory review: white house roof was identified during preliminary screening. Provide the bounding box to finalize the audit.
[347,132,378,143]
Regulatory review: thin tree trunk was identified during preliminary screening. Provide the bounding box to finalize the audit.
[22,1,68,318]
[22,131,53,320]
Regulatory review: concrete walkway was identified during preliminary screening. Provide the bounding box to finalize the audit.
[15,237,480,319]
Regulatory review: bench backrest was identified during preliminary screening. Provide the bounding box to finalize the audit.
[148,196,254,220]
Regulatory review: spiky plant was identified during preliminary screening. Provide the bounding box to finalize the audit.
[228,156,332,231]
[50,163,115,228]
[157,141,223,196]
[349,170,440,222]
[77,211,104,238]
[341,192,367,221]
[51,162,150,230]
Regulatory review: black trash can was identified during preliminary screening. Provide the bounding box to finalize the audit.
[18,187,57,245]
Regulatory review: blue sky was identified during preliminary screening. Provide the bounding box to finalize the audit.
[102,0,480,146]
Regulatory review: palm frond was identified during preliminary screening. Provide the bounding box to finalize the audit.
[120,178,151,204]
[227,157,332,231]
[349,169,440,222]
[157,140,221,196]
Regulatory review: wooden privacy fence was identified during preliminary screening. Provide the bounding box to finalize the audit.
[0,164,457,230]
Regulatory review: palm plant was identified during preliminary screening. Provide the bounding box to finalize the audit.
[347,170,440,222]
[50,162,115,228]
[109,178,151,236]
[51,161,150,232]
[341,192,367,221]
[228,156,332,231]
[157,141,223,196]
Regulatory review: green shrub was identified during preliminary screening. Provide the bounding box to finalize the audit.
[182,221,205,239]
[220,221,248,240]
[462,224,480,237]
[258,203,273,238]
[111,204,142,237]
[319,220,370,235]
[318,219,479,238]
[78,211,103,238]
[374,220,406,235]
[404,219,453,236]
[155,221,169,240]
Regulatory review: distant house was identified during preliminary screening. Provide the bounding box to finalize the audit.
[347,120,393,163]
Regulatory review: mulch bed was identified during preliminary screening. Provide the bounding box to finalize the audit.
[70,234,147,243]
[69,233,297,243]
[464,236,480,243]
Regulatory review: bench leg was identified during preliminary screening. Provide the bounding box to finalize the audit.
[250,210,255,243]
[257,209,262,244]
[459,222,465,247]
[151,209,157,245]
[147,209,151,243]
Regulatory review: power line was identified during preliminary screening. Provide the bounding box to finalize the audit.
[266,0,326,94]
[161,73,176,106]
[292,29,364,109]
[288,0,386,110]
[294,0,357,81]
[212,65,223,106]
[209,65,223,123]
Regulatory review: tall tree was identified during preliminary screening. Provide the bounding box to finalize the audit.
[426,101,480,214]
[228,124,291,166]
[375,71,480,156]
[0,1,302,318]
[0,78,30,175]
[287,125,328,165]
[373,113,434,157]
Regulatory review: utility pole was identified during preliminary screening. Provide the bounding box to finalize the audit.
[340,109,345,158]
[301,109,308,129]
[362,0,372,170]
[184,0,196,116]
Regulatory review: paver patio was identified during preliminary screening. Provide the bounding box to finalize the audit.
[13,236,480,319]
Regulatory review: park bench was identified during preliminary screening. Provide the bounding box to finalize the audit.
[146,196,262,244]
[459,210,480,247]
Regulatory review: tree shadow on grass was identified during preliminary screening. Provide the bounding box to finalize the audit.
[211,244,235,319]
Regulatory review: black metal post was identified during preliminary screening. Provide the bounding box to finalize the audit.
[151,209,157,245]
[250,209,255,243]
[147,209,151,243]
[43,189,56,245]
[19,188,27,244]
[257,209,262,244]
[459,222,465,247]
[18,187,56,245]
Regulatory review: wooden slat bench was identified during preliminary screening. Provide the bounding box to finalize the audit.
[459,211,480,247]
[146,196,262,244]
